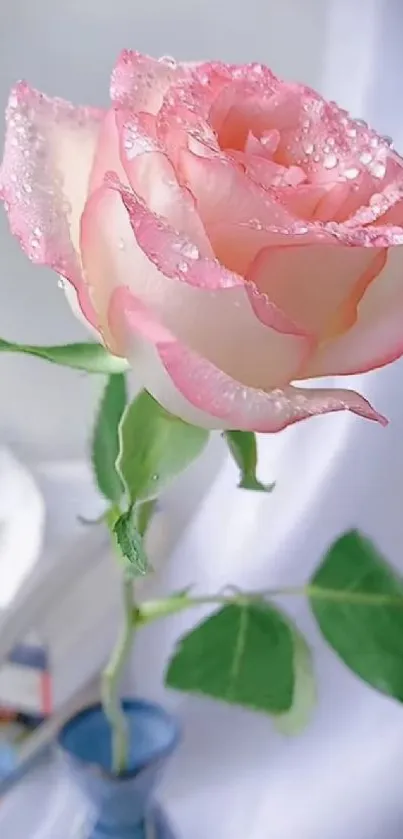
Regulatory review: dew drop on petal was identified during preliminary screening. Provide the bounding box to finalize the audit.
[359,151,373,166]
[323,153,338,169]
[302,140,314,155]
[344,167,360,180]
[371,160,386,179]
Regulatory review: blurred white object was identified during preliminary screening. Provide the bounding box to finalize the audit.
[0,448,45,609]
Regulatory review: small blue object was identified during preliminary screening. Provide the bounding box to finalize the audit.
[8,643,48,670]
[0,744,17,779]
[58,699,180,838]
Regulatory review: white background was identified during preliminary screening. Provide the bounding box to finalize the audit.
[2,1,403,837]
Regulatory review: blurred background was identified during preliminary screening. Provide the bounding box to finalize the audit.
[1,1,403,838]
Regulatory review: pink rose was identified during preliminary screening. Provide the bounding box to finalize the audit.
[3,52,403,431]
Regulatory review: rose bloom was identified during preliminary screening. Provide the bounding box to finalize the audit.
[2,51,403,431]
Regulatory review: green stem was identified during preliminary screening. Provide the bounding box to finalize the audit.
[101,576,136,775]
[138,584,403,625]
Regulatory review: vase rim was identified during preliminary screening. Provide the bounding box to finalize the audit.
[58,698,181,780]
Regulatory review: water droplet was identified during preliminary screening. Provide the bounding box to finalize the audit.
[370,136,379,148]
[22,182,32,194]
[381,134,393,147]
[182,242,199,259]
[302,140,314,155]
[151,473,159,481]
[172,240,199,259]
[344,167,360,180]
[30,236,40,249]
[57,278,66,290]
[371,160,386,179]
[159,55,177,68]
[313,154,321,163]
[359,151,373,166]
[355,118,368,129]
[118,238,126,251]
[323,153,338,169]
[178,261,189,272]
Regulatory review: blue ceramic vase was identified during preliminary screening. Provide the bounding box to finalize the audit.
[58,699,180,839]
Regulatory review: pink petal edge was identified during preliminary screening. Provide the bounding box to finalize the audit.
[0,81,103,329]
[108,286,387,432]
[110,174,310,339]
[110,50,189,114]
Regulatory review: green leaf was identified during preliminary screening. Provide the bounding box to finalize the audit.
[112,509,149,576]
[136,499,157,538]
[91,374,127,503]
[273,629,315,735]
[165,601,295,713]
[224,430,275,492]
[0,338,128,374]
[310,530,403,701]
[117,390,209,504]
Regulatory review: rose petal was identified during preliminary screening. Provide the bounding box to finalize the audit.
[116,110,213,255]
[231,151,306,192]
[178,149,299,273]
[247,243,386,338]
[110,50,188,114]
[245,129,280,157]
[0,82,103,327]
[275,183,328,219]
[108,287,386,431]
[89,108,128,193]
[80,182,312,388]
[303,245,403,377]
[157,343,387,430]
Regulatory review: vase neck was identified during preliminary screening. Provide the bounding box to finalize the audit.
[92,816,152,839]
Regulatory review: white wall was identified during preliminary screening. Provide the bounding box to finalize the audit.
[0,0,329,460]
